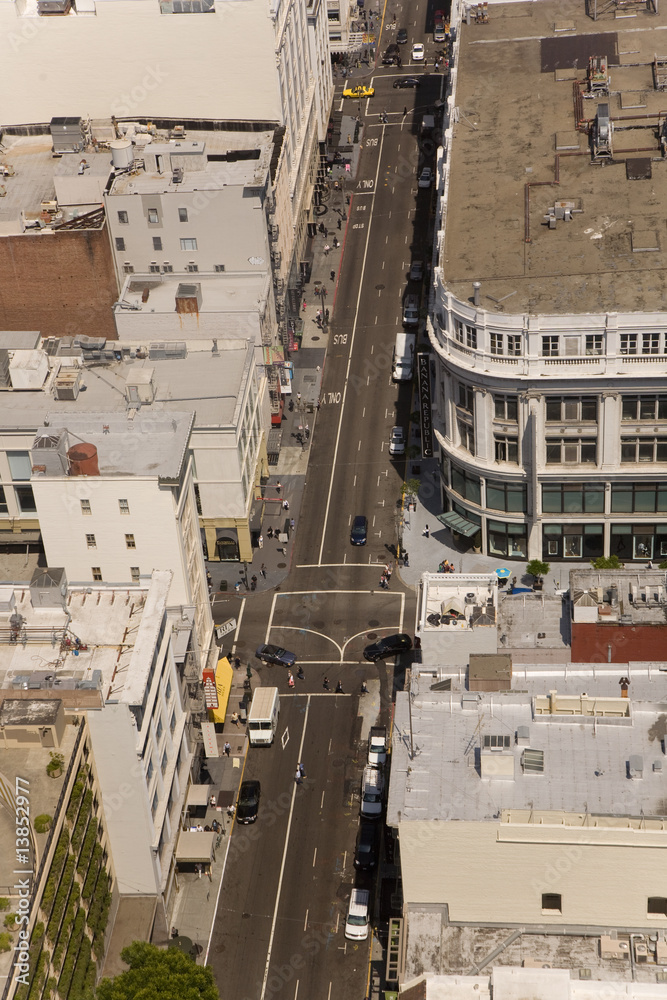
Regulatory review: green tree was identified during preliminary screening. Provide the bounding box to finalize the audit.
[95,942,220,1000]
[591,555,624,569]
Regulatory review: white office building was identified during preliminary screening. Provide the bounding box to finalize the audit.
[429,0,667,563]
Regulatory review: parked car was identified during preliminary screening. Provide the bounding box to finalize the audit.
[363,633,413,661]
[255,643,296,667]
[389,426,405,455]
[342,85,375,99]
[411,42,425,61]
[397,27,408,43]
[344,888,370,940]
[418,166,433,188]
[354,822,380,870]
[393,77,421,89]
[350,514,368,546]
[409,260,424,281]
[236,779,260,824]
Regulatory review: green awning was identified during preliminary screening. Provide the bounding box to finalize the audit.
[437,511,480,538]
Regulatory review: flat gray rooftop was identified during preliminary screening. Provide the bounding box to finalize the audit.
[118,272,271,316]
[0,697,61,725]
[389,682,667,823]
[443,0,667,315]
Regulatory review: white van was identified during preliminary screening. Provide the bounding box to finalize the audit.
[344,888,370,940]
[402,294,419,328]
[392,332,416,381]
[360,765,384,818]
[247,687,279,746]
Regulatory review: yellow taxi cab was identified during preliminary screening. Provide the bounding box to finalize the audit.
[342,85,375,99]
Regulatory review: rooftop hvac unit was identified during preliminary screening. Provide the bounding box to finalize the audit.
[50,116,84,153]
[38,0,72,14]
[53,369,81,401]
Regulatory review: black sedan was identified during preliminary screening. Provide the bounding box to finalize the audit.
[255,643,296,667]
[363,633,413,662]
[393,77,421,89]
[236,780,260,824]
[397,27,408,43]
[350,515,368,546]
[354,822,380,870]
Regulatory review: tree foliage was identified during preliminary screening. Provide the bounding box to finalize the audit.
[95,943,220,1000]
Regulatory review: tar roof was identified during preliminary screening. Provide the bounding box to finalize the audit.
[442,0,667,316]
[388,680,667,823]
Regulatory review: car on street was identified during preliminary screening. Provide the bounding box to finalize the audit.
[354,822,380,870]
[363,633,413,661]
[389,426,405,455]
[397,27,408,43]
[393,76,421,89]
[411,42,425,61]
[344,888,370,940]
[409,260,424,281]
[236,779,261,824]
[342,85,375,99]
[255,643,297,667]
[418,166,433,188]
[382,43,400,65]
[350,514,368,545]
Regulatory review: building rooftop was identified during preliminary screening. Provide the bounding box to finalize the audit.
[388,681,667,824]
[418,573,499,658]
[0,697,61,725]
[443,0,667,316]
[116,271,272,318]
[570,568,667,625]
[402,966,667,999]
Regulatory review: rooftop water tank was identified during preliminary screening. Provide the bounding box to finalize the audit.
[110,139,134,171]
[68,443,99,477]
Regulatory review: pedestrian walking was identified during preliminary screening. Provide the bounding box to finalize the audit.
[318,222,325,235]
[297,392,302,402]
[260,563,267,579]
[283,499,290,511]
[386,562,393,580]
[423,524,430,538]
[403,550,409,566]
[295,767,302,785]
[234,580,241,593]
[324,243,330,256]
[275,481,282,494]
[333,236,339,249]
[234,656,241,670]
[297,665,305,680]
[302,299,307,312]
[322,286,327,298]
[231,712,239,725]
[361,680,368,694]
[282,546,288,556]
[323,676,330,690]
[267,526,273,540]
[330,270,335,281]
[288,672,295,688]
[251,574,257,591]
[325,309,330,325]
[403,106,407,116]
[317,399,321,411]
[290,518,295,530]
[223,742,231,756]
[258,533,264,548]
[336,680,344,693]
[337,218,342,230]
[298,762,305,778]
[305,424,310,439]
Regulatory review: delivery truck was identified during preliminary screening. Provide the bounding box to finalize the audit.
[247,686,280,746]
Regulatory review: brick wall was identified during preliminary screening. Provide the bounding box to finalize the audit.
[0,228,119,340]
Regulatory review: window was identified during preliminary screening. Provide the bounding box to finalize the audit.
[611,482,667,513]
[115,237,125,251]
[153,236,163,251]
[92,567,102,581]
[163,263,173,273]
[585,334,603,355]
[125,533,136,549]
[493,395,518,421]
[611,524,667,561]
[180,238,198,251]
[488,520,527,559]
[542,483,605,514]
[620,333,637,355]
[130,567,140,583]
[186,263,199,272]
[178,208,188,222]
[165,678,172,701]
[0,487,7,514]
[119,499,130,515]
[643,332,660,355]
[156,716,163,739]
[648,898,667,918]
[161,750,168,775]
[117,210,129,224]
[546,438,597,465]
[543,523,604,559]
[486,480,527,513]
[494,436,518,464]
[622,396,667,421]
[621,438,667,463]
[507,334,522,356]
[545,397,597,422]
[8,452,32,481]
[147,208,159,224]
[15,487,36,513]
[214,263,225,272]
[458,420,475,455]
[86,534,96,549]
[454,321,464,344]
[542,894,562,914]
[542,336,559,357]
[450,463,481,505]
[123,263,134,274]
[458,383,474,413]
[466,326,477,349]
[170,710,176,735]
[149,263,160,273]
[81,499,92,515]
[490,333,504,355]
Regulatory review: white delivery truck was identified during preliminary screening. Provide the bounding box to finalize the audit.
[247,687,280,746]
[392,331,416,381]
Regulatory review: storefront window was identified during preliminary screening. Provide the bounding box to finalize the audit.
[610,524,667,560]
[488,520,527,559]
[450,463,481,506]
[542,483,605,514]
[611,483,667,513]
[486,480,527,513]
[543,523,603,560]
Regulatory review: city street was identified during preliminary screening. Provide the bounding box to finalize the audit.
[207,51,447,1000]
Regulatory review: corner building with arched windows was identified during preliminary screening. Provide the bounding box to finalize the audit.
[428,0,667,563]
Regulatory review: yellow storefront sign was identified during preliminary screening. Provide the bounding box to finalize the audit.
[209,656,233,723]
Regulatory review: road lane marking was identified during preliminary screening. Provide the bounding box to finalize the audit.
[260,694,311,1000]
[312,847,317,867]
[343,850,347,870]
[294,982,299,1000]
[303,910,309,931]
[321,790,325,808]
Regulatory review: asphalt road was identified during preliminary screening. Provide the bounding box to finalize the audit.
[207,55,446,1000]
